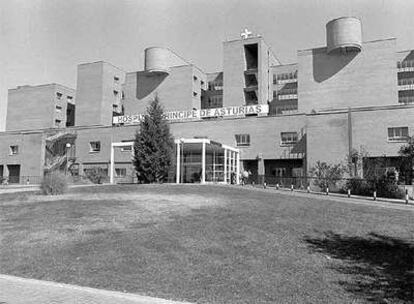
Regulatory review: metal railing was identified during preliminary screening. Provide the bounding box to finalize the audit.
[397,60,414,71]
[398,96,414,104]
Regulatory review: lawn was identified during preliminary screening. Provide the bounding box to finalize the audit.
[0,184,413,304]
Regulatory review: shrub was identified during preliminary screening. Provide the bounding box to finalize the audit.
[376,171,405,199]
[310,161,345,191]
[41,171,68,195]
[343,177,372,196]
[344,171,405,199]
[85,168,107,184]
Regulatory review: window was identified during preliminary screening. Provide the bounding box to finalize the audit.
[9,145,18,155]
[115,168,127,177]
[89,141,101,152]
[112,104,118,112]
[55,119,61,127]
[193,91,198,97]
[235,134,250,146]
[281,132,298,145]
[121,145,132,152]
[273,90,277,98]
[56,92,62,99]
[114,76,120,82]
[56,105,62,112]
[121,140,133,152]
[387,127,409,141]
[193,75,198,81]
[200,80,205,86]
[67,96,73,102]
[273,74,277,84]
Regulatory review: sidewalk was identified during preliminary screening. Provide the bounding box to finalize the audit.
[0,274,193,304]
[233,184,414,211]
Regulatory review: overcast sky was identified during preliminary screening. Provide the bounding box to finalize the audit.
[1,0,413,131]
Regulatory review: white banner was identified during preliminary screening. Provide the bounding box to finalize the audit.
[113,104,269,124]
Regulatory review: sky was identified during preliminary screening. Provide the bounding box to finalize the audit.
[1,0,413,131]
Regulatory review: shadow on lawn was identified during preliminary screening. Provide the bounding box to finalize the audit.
[304,232,414,303]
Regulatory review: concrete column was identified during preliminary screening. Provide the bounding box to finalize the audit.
[110,144,114,184]
[224,148,227,183]
[236,152,240,185]
[258,155,265,185]
[201,141,206,184]
[176,142,180,184]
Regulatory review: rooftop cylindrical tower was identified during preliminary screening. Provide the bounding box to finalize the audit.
[144,47,171,74]
[326,17,362,54]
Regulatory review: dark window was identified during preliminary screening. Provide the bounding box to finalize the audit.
[235,134,250,146]
[89,141,101,152]
[280,132,298,145]
[9,145,18,155]
[387,127,409,141]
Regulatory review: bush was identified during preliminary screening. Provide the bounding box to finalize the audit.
[343,177,372,196]
[41,171,68,195]
[376,171,405,199]
[344,171,405,199]
[310,161,345,191]
[85,168,107,184]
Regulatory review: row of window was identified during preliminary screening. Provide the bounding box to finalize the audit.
[5,128,409,157]
[273,71,298,84]
[235,127,410,147]
[208,82,223,91]
[235,132,298,147]
[397,60,414,69]
[398,78,414,86]
[56,92,73,101]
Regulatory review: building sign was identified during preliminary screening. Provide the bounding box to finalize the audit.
[113,104,269,124]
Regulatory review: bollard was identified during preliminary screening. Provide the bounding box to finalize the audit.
[326,187,329,195]
[373,190,377,201]
[291,184,294,192]
[263,182,267,189]
[347,188,351,198]
[406,188,409,204]
[307,185,310,193]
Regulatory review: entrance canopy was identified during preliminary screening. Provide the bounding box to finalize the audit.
[175,138,240,184]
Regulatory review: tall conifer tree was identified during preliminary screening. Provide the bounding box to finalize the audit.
[133,97,174,183]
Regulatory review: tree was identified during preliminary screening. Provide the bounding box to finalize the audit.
[309,161,345,190]
[133,97,175,183]
[399,136,414,185]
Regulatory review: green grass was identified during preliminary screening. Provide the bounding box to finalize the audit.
[1,184,413,303]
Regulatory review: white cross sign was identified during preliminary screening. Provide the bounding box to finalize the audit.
[241,28,252,39]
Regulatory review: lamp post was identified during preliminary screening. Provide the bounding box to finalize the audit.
[65,143,71,175]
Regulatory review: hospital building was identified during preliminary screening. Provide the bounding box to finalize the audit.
[0,17,413,185]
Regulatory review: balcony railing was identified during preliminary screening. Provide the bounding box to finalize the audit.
[398,78,414,85]
[397,60,414,72]
[398,96,414,104]
[276,78,297,85]
[278,94,298,100]
[277,89,298,100]
[398,84,414,91]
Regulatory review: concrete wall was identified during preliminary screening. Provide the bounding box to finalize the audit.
[306,105,414,171]
[223,39,246,107]
[122,65,197,115]
[0,131,45,180]
[6,84,75,131]
[298,39,399,113]
[75,61,125,127]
